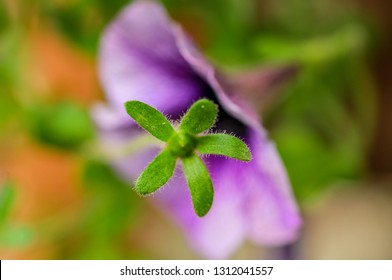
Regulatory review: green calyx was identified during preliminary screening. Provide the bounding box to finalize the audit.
[167,132,197,158]
[124,99,251,217]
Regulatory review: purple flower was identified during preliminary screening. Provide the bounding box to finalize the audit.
[93,0,302,259]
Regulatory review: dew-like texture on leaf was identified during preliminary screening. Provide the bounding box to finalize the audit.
[125,100,174,142]
[179,99,218,134]
[197,134,251,162]
[135,149,176,195]
[182,154,214,217]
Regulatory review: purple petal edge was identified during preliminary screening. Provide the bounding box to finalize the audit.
[244,129,302,246]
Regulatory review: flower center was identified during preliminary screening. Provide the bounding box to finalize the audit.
[167,132,196,158]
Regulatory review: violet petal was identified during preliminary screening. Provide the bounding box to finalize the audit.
[99,0,206,124]
[244,128,302,245]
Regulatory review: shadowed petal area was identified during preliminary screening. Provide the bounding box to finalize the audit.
[92,103,133,131]
[99,0,206,123]
[154,157,247,259]
[244,128,302,245]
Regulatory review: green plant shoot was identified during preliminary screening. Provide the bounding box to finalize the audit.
[124,99,251,217]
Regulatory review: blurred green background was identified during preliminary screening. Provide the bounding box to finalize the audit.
[1,0,392,259]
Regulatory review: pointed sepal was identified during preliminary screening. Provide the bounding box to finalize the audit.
[125,101,175,142]
[135,149,177,195]
[197,134,252,162]
[182,154,214,217]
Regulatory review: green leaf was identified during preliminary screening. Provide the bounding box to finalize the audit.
[125,101,175,142]
[135,149,177,195]
[0,181,16,226]
[179,99,218,134]
[197,134,252,161]
[182,154,214,217]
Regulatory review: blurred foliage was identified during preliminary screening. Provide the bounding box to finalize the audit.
[0,225,34,248]
[0,1,10,32]
[0,32,22,131]
[0,182,34,248]
[252,25,366,64]
[259,27,375,201]
[41,0,128,53]
[0,181,16,226]
[82,160,140,236]
[64,160,141,259]
[28,101,95,150]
